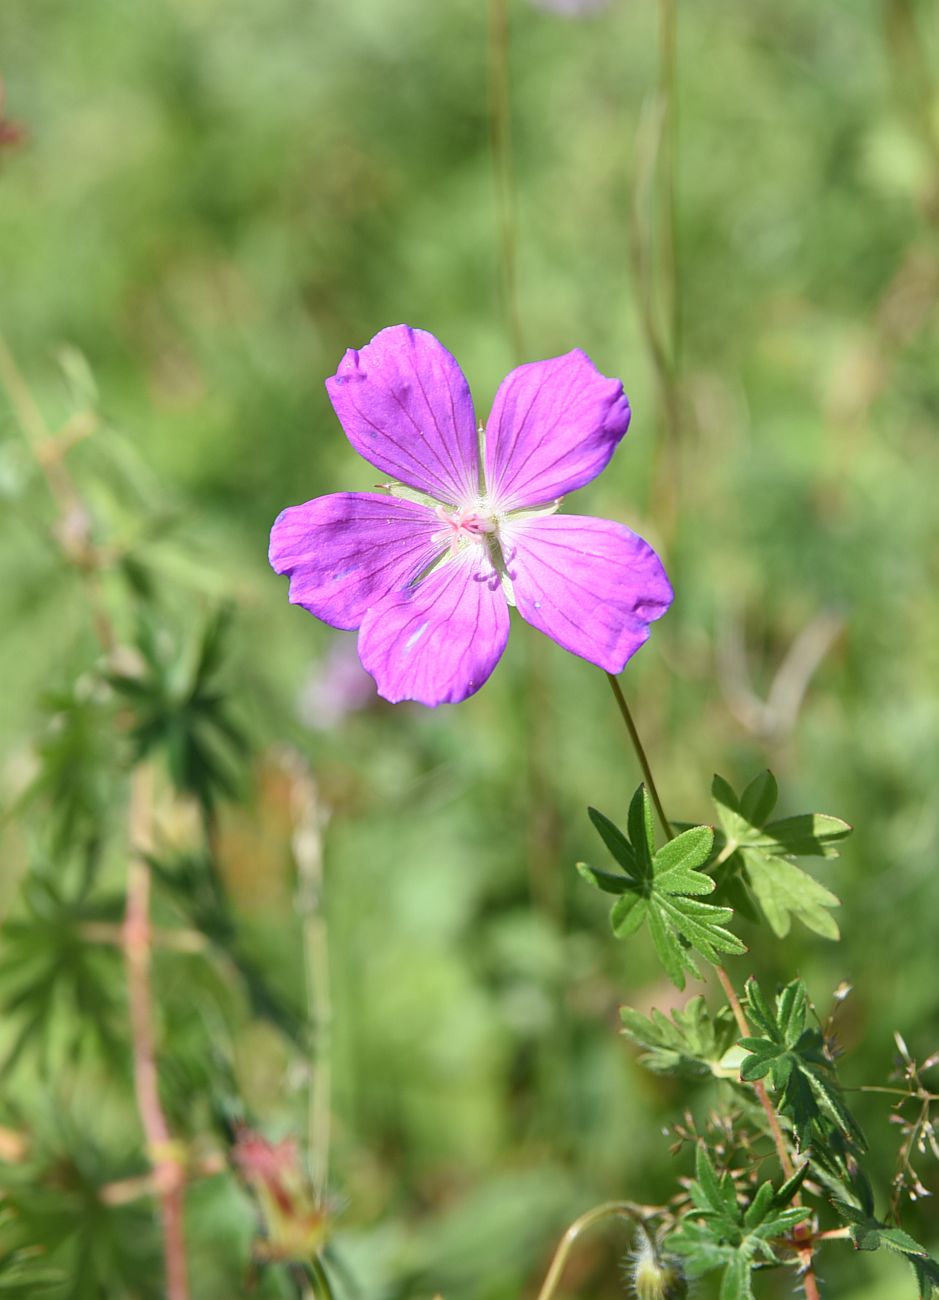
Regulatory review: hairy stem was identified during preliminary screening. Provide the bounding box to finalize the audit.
[534,1201,652,1300]
[123,765,190,1300]
[289,755,333,1202]
[714,965,795,1181]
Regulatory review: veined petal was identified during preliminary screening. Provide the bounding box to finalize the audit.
[269,492,442,631]
[484,350,630,510]
[358,550,509,706]
[502,514,672,672]
[325,325,480,506]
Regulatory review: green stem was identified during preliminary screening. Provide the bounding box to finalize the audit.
[605,672,673,841]
[534,1201,651,1300]
[309,1256,336,1300]
[487,0,524,361]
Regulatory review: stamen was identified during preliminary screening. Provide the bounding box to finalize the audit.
[432,505,496,556]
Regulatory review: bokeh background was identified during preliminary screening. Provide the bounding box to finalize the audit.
[1,0,938,1296]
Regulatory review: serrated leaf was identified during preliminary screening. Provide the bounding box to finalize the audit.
[694,1146,739,1221]
[719,1253,752,1300]
[575,861,629,895]
[741,979,865,1151]
[610,891,648,938]
[621,997,738,1079]
[835,1202,929,1257]
[912,1255,939,1298]
[648,903,696,988]
[672,1152,811,1299]
[708,776,850,939]
[580,788,744,988]
[627,785,656,870]
[711,774,750,844]
[772,1162,809,1210]
[739,771,778,828]
[653,826,715,880]
[755,813,852,857]
[586,808,639,877]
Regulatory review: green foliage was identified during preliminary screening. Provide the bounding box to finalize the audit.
[833,1203,939,1298]
[740,978,864,1151]
[668,1146,809,1299]
[578,785,745,988]
[0,1205,62,1297]
[150,850,304,1044]
[620,996,738,1080]
[0,1130,162,1300]
[0,866,123,1073]
[109,610,249,816]
[709,773,850,940]
[30,681,117,862]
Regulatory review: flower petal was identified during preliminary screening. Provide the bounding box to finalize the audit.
[325,325,480,506]
[269,492,442,631]
[358,551,509,706]
[483,350,631,510]
[502,514,672,672]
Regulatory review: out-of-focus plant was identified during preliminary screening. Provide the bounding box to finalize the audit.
[0,341,336,1299]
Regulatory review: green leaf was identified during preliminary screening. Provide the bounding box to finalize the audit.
[739,770,778,828]
[708,774,848,939]
[620,996,738,1080]
[109,611,249,816]
[628,785,656,873]
[653,825,715,881]
[610,891,648,938]
[586,808,638,876]
[755,813,852,858]
[912,1255,939,1299]
[575,861,629,895]
[579,787,744,988]
[670,1149,810,1297]
[719,1254,753,1300]
[834,1198,939,1294]
[740,979,866,1150]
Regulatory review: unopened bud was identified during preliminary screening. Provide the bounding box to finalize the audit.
[630,1230,687,1300]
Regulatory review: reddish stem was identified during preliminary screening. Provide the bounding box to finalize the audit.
[714,965,821,1299]
[123,767,190,1300]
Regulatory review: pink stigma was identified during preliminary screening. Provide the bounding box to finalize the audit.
[433,505,496,556]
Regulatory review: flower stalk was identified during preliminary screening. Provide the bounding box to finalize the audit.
[603,668,823,1299]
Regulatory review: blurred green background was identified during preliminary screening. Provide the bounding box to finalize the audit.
[1,0,938,1295]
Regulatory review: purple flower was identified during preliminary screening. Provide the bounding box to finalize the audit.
[269,325,672,707]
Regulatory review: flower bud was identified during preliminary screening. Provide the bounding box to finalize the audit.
[630,1230,687,1300]
[233,1127,329,1263]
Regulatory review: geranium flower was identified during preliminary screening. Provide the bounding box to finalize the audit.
[270,325,672,706]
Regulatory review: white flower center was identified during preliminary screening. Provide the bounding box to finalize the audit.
[432,503,498,556]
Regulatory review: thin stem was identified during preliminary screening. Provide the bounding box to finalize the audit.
[713,964,821,1299]
[605,673,672,840]
[123,765,190,1300]
[714,966,795,1180]
[289,755,332,1202]
[487,0,524,361]
[0,332,115,653]
[658,0,679,371]
[309,1256,337,1300]
[604,671,822,1294]
[534,1201,651,1300]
